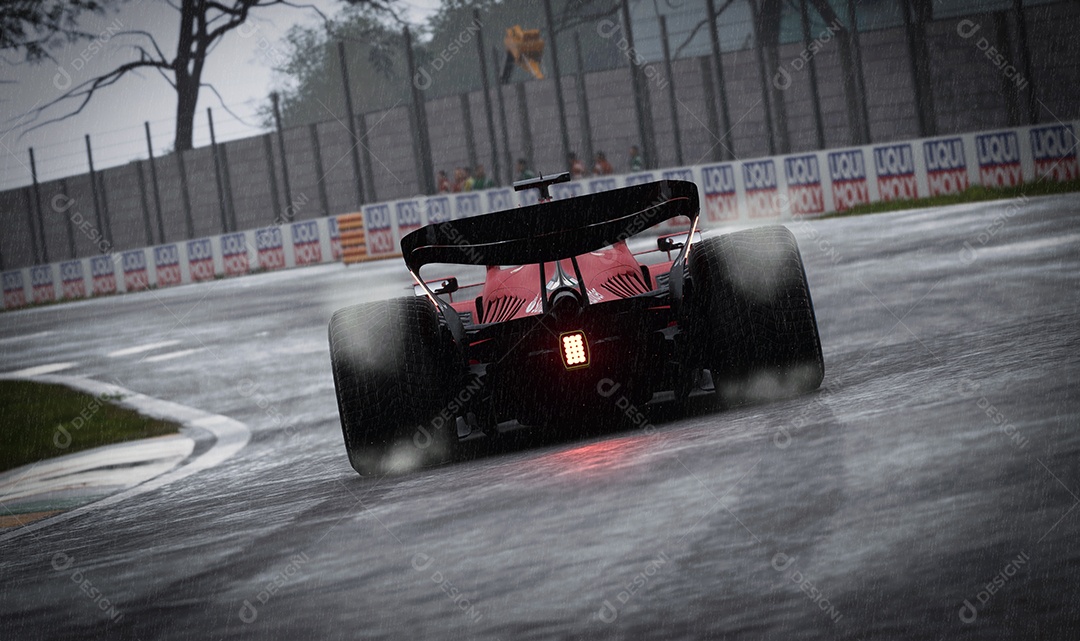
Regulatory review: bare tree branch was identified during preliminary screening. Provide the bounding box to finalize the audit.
[17,59,172,136]
[200,81,257,126]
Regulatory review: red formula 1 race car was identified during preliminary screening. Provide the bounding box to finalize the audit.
[329,174,824,475]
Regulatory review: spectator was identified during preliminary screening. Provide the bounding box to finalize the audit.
[470,164,494,190]
[593,151,614,176]
[568,152,586,179]
[516,158,536,182]
[437,170,451,193]
[629,145,644,172]
[452,167,469,192]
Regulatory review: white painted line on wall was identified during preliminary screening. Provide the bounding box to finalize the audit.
[107,340,181,358]
[0,375,251,544]
[1,362,77,377]
[142,348,201,363]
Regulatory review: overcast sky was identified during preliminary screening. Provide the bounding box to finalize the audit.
[0,0,441,192]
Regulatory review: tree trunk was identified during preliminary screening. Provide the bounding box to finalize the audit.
[174,75,198,152]
[173,0,198,152]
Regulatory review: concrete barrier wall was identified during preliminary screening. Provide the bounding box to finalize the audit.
[4,120,1076,310]
[2,3,1078,273]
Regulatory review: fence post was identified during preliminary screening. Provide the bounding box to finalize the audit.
[847,0,872,143]
[801,0,826,149]
[541,0,572,166]
[355,111,377,203]
[404,27,436,195]
[515,82,535,172]
[207,107,231,233]
[85,134,115,246]
[572,32,595,171]
[705,0,734,160]
[174,144,195,238]
[28,147,47,264]
[901,0,936,137]
[461,93,479,170]
[60,179,75,259]
[270,92,294,219]
[620,0,657,168]
[336,41,367,208]
[1012,0,1037,124]
[748,1,777,156]
[658,16,683,167]
[309,124,331,217]
[993,11,1021,127]
[263,134,282,223]
[494,46,513,184]
[22,187,40,265]
[474,8,502,184]
[134,161,155,246]
[144,122,166,244]
[219,143,237,231]
[96,172,113,247]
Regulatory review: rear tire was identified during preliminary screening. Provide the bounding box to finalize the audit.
[687,225,824,405]
[329,298,462,476]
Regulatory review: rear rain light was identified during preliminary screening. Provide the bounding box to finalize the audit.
[560,331,590,370]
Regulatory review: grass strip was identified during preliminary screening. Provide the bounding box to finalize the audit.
[0,380,178,473]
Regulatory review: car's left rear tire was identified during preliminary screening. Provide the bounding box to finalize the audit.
[329,298,463,476]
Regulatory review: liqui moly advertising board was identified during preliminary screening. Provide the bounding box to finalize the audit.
[588,177,618,194]
[221,232,249,276]
[453,193,482,219]
[2,271,25,309]
[154,244,183,287]
[361,204,393,256]
[426,196,452,225]
[701,164,738,223]
[327,217,342,261]
[486,189,515,213]
[625,172,656,187]
[256,226,285,271]
[90,255,117,295]
[662,168,694,183]
[784,155,825,216]
[1030,124,1078,182]
[395,200,423,237]
[550,182,584,201]
[291,220,322,265]
[924,138,969,196]
[187,238,215,282]
[874,144,918,201]
[30,265,55,303]
[60,260,86,299]
[123,249,150,291]
[975,131,1023,187]
[743,160,781,218]
[828,150,870,211]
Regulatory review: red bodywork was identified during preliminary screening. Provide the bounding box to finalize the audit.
[444,241,676,324]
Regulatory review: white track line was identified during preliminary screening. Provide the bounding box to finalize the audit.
[142,348,201,363]
[1,362,77,377]
[0,331,53,345]
[106,340,181,358]
[0,375,250,544]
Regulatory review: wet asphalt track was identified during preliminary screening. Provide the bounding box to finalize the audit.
[1,195,1078,640]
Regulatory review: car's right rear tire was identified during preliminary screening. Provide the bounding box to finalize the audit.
[686,225,824,405]
[329,297,463,476]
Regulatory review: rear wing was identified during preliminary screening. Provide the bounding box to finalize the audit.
[400,180,699,273]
